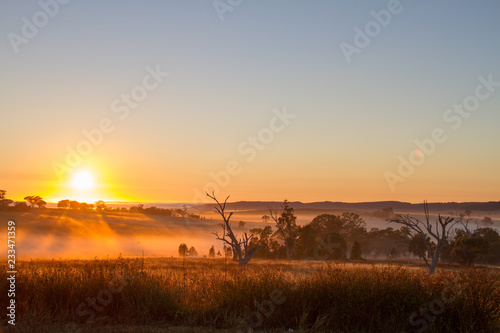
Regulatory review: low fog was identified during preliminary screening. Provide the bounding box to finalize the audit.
[1,210,232,259]
[1,208,494,260]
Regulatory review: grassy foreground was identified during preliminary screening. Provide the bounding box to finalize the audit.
[1,257,500,332]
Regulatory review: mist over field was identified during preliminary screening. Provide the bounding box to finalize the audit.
[2,205,498,259]
[1,210,218,259]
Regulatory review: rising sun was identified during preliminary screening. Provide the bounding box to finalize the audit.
[71,171,95,190]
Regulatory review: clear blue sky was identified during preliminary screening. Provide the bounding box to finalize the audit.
[1,1,499,203]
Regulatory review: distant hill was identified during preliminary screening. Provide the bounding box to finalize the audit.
[193,200,500,213]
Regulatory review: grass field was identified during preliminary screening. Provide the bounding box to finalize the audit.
[1,257,500,332]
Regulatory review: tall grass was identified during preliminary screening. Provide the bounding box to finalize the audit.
[1,257,499,332]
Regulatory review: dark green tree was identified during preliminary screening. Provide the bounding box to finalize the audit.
[389,247,398,259]
[314,233,347,260]
[474,228,500,264]
[482,216,494,226]
[350,240,362,260]
[249,226,283,259]
[24,195,43,208]
[451,233,490,266]
[270,200,298,260]
[14,201,29,212]
[188,246,198,257]
[69,200,80,210]
[208,245,216,258]
[95,200,106,212]
[0,190,13,210]
[178,243,188,257]
[57,199,70,208]
[408,233,434,260]
[35,199,46,208]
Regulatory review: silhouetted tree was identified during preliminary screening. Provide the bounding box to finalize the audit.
[79,202,93,211]
[13,201,29,212]
[178,243,188,257]
[408,233,433,260]
[361,226,407,258]
[451,229,490,266]
[474,228,500,265]
[249,225,282,259]
[224,246,232,258]
[389,247,399,259]
[261,215,270,223]
[314,232,347,260]
[95,200,106,212]
[238,221,246,229]
[310,212,366,244]
[373,207,394,219]
[350,240,362,260]
[69,200,80,210]
[388,201,459,275]
[482,216,494,226]
[269,200,298,260]
[35,199,46,208]
[209,245,216,258]
[188,246,198,257]
[24,195,43,208]
[208,192,262,266]
[57,199,70,209]
[0,190,13,210]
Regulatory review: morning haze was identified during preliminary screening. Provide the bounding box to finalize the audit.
[1,1,500,332]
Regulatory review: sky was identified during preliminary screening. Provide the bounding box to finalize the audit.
[1,0,499,204]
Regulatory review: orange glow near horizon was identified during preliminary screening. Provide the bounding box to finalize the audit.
[2,150,498,206]
[39,165,135,204]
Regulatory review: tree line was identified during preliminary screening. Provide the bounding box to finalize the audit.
[56,200,201,218]
[0,190,201,218]
[204,193,500,274]
[0,190,46,211]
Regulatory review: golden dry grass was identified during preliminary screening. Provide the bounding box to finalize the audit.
[1,257,500,332]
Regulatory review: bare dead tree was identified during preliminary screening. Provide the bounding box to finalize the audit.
[207,192,262,266]
[388,201,460,275]
[457,216,480,237]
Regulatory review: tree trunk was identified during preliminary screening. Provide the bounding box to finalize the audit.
[428,252,441,275]
[238,246,263,267]
[285,239,290,260]
[429,260,438,275]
